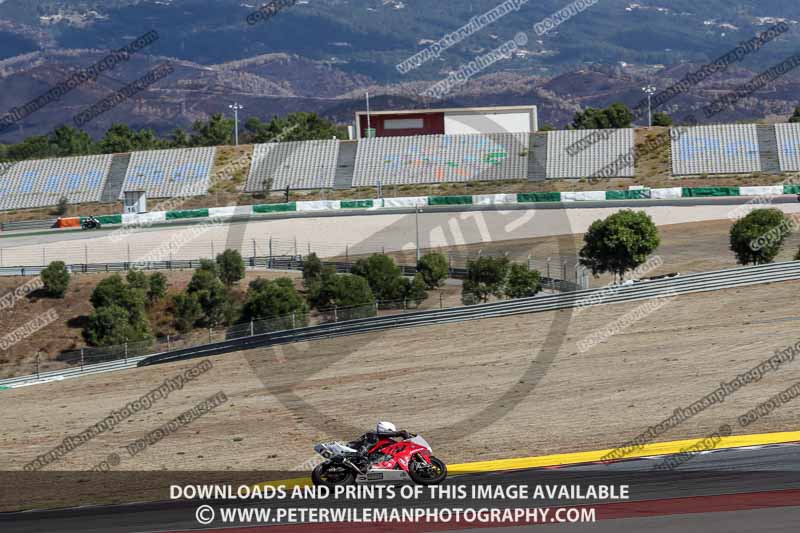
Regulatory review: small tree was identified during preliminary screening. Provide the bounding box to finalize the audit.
[729,208,791,265]
[56,196,69,216]
[789,106,800,124]
[216,249,245,286]
[505,263,542,299]
[84,305,135,346]
[302,252,323,288]
[405,273,430,305]
[652,112,673,127]
[579,210,660,281]
[187,267,230,327]
[147,272,168,303]
[241,277,309,325]
[351,254,406,302]
[315,273,375,309]
[417,252,449,289]
[40,261,70,298]
[462,256,511,304]
[126,270,149,290]
[172,293,203,333]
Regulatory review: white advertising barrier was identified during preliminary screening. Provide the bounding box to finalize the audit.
[472,194,518,205]
[208,206,250,219]
[296,201,342,212]
[739,186,785,197]
[561,191,606,202]
[380,197,428,208]
[122,211,167,226]
[650,187,683,200]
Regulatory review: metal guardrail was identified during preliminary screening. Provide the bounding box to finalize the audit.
[0,255,582,291]
[4,260,800,388]
[0,218,56,232]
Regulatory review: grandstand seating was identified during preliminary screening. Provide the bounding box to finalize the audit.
[119,147,216,199]
[0,155,113,211]
[246,140,340,191]
[545,129,635,179]
[671,125,761,175]
[774,123,800,172]
[352,133,529,186]
[0,162,13,177]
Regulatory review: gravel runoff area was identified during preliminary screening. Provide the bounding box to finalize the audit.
[1,280,799,509]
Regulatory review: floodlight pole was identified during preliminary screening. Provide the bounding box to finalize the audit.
[415,207,421,263]
[229,102,244,145]
[642,85,656,127]
[365,92,371,138]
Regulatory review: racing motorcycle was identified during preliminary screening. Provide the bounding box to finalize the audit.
[311,434,447,486]
[81,216,102,230]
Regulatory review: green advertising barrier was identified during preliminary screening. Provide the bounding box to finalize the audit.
[681,187,740,197]
[252,203,297,214]
[95,214,123,225]
[605,190,651,200]
[784,185,800,195]
[0,386,9,391]
[428,195,473,206]
[341,199,374,209]
[166,208,210,220]
[517,192,562,203]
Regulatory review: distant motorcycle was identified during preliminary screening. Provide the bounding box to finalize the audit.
[81,216,101,230]
[311,434,447,486]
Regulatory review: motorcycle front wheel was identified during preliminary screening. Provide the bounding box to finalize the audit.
[311,462,355,486]
[408,455,447,485]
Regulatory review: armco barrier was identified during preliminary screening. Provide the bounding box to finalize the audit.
[5,260,800,387]
[136,261,800,369]
[43,183,800,232]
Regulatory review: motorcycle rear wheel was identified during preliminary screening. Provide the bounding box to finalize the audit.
[311,462,355,486]
[408,455,447,485]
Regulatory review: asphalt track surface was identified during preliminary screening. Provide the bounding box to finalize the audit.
[3,443,799,533]
[0,196,800,266]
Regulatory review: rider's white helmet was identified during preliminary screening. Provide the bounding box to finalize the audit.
[376,421,396,434]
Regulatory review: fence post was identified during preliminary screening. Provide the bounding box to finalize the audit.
[439,292,443,309]
[250,320,254,337]
[546,258,552,289]
[345,244,349,263]
[334,305,338,322]
[253,239,257,261]
[403,299,407,311]
[291,312,296,330]
[167,334,171,351]
[124,342,128,364]
[36,351,40,379]
[294,236,297,257]
[269,236,273,268]
[211,241,215,258]
[42,248,45,266]
[80,348,84,371]
[209,328,213,343]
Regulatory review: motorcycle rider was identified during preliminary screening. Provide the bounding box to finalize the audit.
[347,421,413,456]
